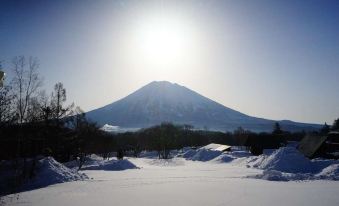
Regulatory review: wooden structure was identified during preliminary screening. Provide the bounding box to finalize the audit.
[298,132,339,159]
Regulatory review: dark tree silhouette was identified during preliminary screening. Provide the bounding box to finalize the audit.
[320,122,330,134]
[273,122,283,134]
[50,82,74,125]
[331,118,339,131]
[0,85,16,125]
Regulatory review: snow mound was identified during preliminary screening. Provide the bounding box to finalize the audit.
[212,154,235,163]
[182,149,197,159]
[24,157,87,190]
[250,170,309,182]
[182,145,227,161]
[315,164,339,180]
[213,150,252,163]
[189,149,222,161]
[250,147,315,173]
[246,147,339,181]
[83,159,138,171]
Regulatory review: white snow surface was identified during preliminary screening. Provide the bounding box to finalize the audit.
[3,155,339,206]
[2,147,339,206]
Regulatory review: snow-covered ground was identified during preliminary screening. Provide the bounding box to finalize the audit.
[2,148,339,206]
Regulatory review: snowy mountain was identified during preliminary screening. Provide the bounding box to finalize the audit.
[86,81,321,132]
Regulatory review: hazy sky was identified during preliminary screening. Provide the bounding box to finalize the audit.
[1,0,339,124]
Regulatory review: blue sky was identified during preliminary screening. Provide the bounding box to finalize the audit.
[1,0,338,124]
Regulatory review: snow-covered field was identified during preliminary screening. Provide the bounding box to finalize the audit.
[2,147,339,206]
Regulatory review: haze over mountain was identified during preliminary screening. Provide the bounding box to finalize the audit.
[86,81,321,132]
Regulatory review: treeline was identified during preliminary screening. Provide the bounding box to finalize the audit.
[0,56,112,162]
[111,122,308,158]
[112,119,339,158]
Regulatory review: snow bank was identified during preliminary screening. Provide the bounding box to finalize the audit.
[250,170,310,181]
[181,149,197,159]
[180,146,338,181]
[213,150,252,163]
[82,159,138,171]
[182,145,226,161]
[182,146,252,163]
[315,164,339,180]
[189,149,222,161]
[246,147,339,181]
[24,157,87,190]
[250,147,315,173]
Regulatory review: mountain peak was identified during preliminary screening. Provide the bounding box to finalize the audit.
[143,81,181,90]
[148,80,175,85]
[86,81,321,132]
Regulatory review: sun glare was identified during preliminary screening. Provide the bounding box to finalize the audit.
[133,16,195,67]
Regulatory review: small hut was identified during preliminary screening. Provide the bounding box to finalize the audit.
[200,143,232,152]
[298,132,339,159]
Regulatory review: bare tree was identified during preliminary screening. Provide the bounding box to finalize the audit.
[0,85,16,125]
[11,56,42,123]
[26,91,48,123]
[50,82,74,125]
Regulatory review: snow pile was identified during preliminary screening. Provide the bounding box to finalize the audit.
[251,170,310,181]
[212,154,235,163]
[246,147,339,181]
[24,157,87,190]
[315,164,339,180]
[182,145,230,161]
[214,149,252,163]
[82,159,138,171]
[181,149,197,159]
[250,147,315,173]
[189,149,222,161]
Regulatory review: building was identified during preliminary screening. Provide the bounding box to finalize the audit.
[298,132,339,159]
[200,143,232,152]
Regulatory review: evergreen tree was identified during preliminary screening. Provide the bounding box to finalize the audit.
[320,122,330,134]
[273,122,283,134]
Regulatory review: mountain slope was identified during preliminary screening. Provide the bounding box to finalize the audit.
[86,81,321,132]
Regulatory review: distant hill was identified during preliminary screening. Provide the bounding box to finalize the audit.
[86,81,321,132]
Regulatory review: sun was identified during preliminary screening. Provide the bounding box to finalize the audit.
[133,16,194,67]
[122,13,205,78]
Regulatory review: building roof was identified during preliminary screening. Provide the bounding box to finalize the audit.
[200,143,231,152]
[298,135,327,158]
